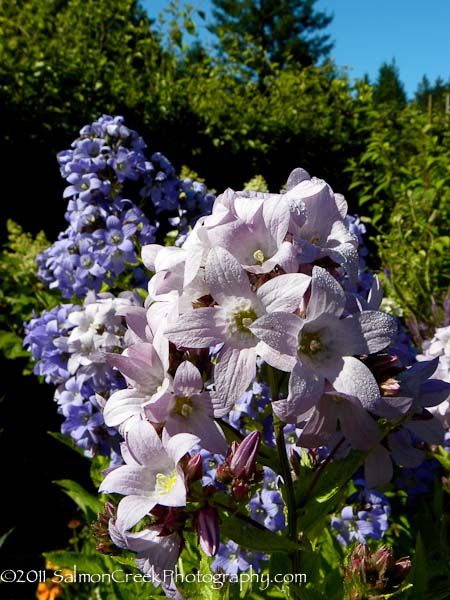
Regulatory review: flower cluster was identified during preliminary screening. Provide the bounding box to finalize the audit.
[331,481,391,547]
[24,291,142,456]
[416,325,450,428]
[36,115,214,299]
[95,167,450,596]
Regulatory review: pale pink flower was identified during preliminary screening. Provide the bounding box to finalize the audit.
[99,419,199,532]
[164,247,310,411]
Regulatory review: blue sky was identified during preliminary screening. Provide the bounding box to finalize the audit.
[143,0,450,98]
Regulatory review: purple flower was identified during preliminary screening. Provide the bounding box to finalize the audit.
[331,482,390,547]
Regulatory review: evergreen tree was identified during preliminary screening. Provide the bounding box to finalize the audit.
[372,59,407,107]
[208,0,333,80]
[415,75,450,112]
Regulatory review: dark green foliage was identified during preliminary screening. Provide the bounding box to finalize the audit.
[415,74,450,113]
[347,104,450,326]
[0,0,164,237]
[209,0,333,81]
[372,59,407,107]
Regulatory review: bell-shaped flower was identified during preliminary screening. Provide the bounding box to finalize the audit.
[164,247,311,411]
[202,189,298,274]
[297,388,381,451]
[103,342,168,430]
[109,520,182,589]
[144,361,227,454]
[284,168,359,283]
[250,266,397,421]
[99,419,199,532]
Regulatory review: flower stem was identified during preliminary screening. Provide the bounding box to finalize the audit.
[269,368,301,597]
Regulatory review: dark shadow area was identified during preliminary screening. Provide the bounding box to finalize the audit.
[0,355,93,600]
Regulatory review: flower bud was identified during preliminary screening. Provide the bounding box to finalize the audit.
[232,480,250,500]
[197,506,220,557]
[216,463,233,483]
[230,430,261,480]
[184,454,203,483]
[389,558,412,586]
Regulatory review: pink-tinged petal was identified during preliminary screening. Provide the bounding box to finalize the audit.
[183,223,210,286]
[108,520,129,550]
[286,167,311,191]
[307,266,346,321]
[206,247,252,303]
[165,432,200,465]
[133,530,181,582]
[262,195,290,246]
[154,247,185,273]
[213,346,256,411]
[107,343,164,389]
[173,361,203,396]
[125,310,152,343]
[103,389,148,427]
[297,398,338,447]
[407,417,444,445]
[256,341,297,372]
[99,465,156,496]
[257,273,311,313]
[141,244,163,271]
[244,241,298,274]
[354,311,398,353]
[116,495,156,532]
[234,194,264,223]
[164,308,225,348]
[286,361,324,417]
[337,396,381,451]
[364,445,393,488]
[323,357,380,412]
[166,412,227,455]
[388,430,425,468]
[144,389,173,423]
[125,419,163,465]
[298,179,338,240]
[249,312,301,356]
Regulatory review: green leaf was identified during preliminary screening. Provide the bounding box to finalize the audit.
[296,450,366,537]
[220,516,298,552]
[0,528,14,549]
[407,533,427,598]
[0,330,29,359]
[48,430,86,457]
[54,479,103,518]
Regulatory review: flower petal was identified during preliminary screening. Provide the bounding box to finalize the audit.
[364,445,393,488]
[206,247,252,303]
[324,356,381,412]
[307,266,346,322]
[116,495,156,532]
[173,361,203,396]
[213,346,256,411]
[257,273,311,313]
[249,312,301,356]
[165,308,225,348]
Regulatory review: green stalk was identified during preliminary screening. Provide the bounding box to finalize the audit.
[269,367,301,598]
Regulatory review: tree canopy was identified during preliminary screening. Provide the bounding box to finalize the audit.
[208,0,333,81]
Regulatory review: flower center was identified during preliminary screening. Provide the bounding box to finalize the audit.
[224,298,259,343]
[173,396,194,418]
[253,249,265,264]
[298,331,324,357]
[155,470,178,495]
